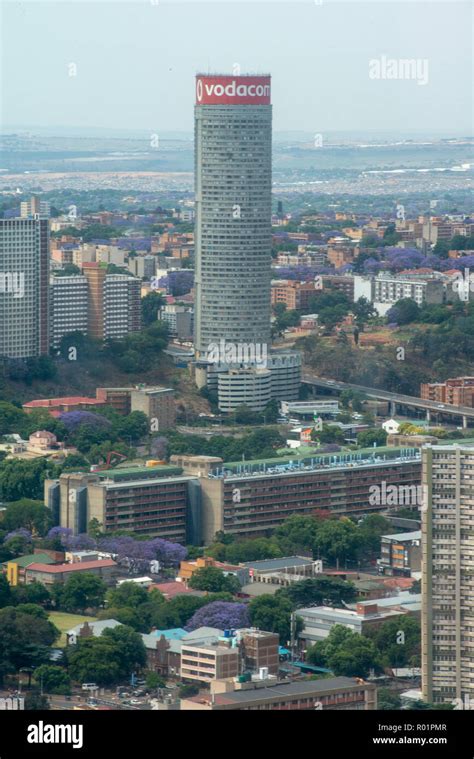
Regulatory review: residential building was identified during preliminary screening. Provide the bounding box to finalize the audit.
[127,255,156,279]
[353,273,444,316]
[159,304,193,340]
[103,274,141,339]
[0,216,49,358]
[421,444,474,705]
[82,263,141,340]
[50,275,88,347]
[20,196,51,218]
[271,280,317,311]
[314,274,355,299]
[95,386,176,430]
[378,530,421,576]
[28,430,58,450]
[420,377,474,407]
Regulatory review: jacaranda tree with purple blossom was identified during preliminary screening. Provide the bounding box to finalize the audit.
[185,601,249,632]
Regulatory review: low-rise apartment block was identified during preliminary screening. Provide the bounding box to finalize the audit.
[420,377,474,407]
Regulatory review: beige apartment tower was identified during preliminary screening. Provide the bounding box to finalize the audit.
[421,445,474,705]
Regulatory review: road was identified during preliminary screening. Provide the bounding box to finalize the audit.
[302,373,474,423]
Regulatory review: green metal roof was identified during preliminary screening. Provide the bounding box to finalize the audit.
[8,553,55,568]
[96,465,183,481]
[220,445,419,472]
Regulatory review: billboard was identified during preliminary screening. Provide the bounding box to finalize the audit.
[196,75,271,105]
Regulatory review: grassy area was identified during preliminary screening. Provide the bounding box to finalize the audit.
[48,612,97,646]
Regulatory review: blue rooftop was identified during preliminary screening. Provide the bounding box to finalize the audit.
[153,628,187,640]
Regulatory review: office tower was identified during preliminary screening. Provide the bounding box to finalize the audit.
[50,275,88,348]
[0,216,49,358]
[194,74,272,358]
[421,444,474,705]
[20,196,51,218]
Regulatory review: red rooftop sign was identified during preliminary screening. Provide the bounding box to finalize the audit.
[196,75,271,105]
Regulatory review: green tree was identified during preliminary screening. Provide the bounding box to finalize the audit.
[0,607,59,685]
[24,691,50,710]
[378,688,402,710]
[367,616,421,668]
[188,567,240,594]
[277,576,357,609]
[34,665,71,694]
[87,518,103,540]
[142,291,165,326]
[0,574,12,608]
[15,604,48,620]
[307,625,380,677]
[56,574,107,613]
[67,637,123,685]
[102,625,147,673]
[3,499,52,536]
[178,683,200,698]
[106,582,149,610]
[0,401,26,435]
[248,594,300,644]
[145,671,166,690]
[357,429,387,448]
[0,459,54,504]
[387,298,420,326]
[313,519,362,566]
[357,514,392,558]
[311,424,346,445]
[11,582,51,608]
[274,515,321,555]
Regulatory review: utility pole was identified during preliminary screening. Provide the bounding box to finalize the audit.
[290,612,297,662]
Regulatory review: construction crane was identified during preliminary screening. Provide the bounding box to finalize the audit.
[91,451,127,472]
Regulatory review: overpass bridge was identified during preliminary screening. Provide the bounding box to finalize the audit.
[301,373,474,428]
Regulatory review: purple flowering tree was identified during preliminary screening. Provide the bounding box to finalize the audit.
[59,411,112,433]
[97,535,187,573]
[5,528,33,543]
[185,601,250,632]
[45,526,97,551]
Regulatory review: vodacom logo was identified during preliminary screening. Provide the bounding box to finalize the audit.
[196,78,203,102]
[196,76,271,104]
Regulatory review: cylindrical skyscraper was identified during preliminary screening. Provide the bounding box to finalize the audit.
[194,74,272,359]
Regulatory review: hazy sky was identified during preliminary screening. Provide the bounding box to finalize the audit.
[1,0,472,134]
